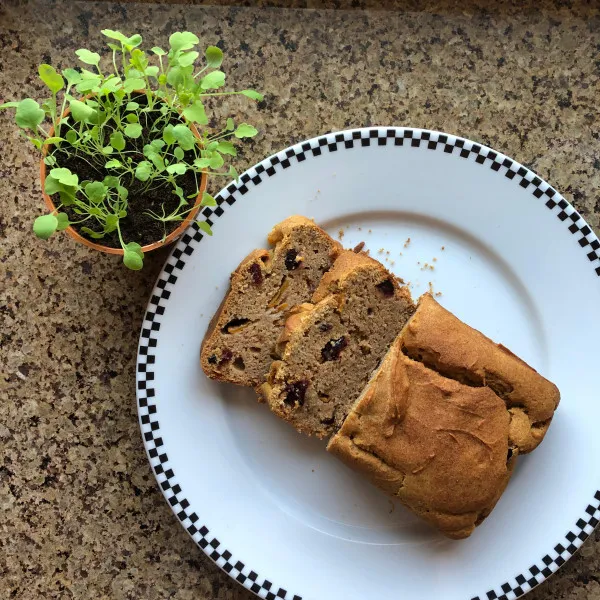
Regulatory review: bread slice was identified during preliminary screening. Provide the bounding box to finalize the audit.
[200,216,342,387]
[259,250,415,437]
[327,293,560,538]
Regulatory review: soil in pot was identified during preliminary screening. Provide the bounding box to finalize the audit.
[49,95,202,249]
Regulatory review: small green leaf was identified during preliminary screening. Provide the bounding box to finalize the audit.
[234,123,258,139]
[69,99,95,123]
[148,152,165,171]
[103,175,120,188]
[200,70,225,90]
[124,123,143,138]
[44,155,57,166]
[193,157,211,169]
[226,117,235,131]
[59,189,77,206]
[126,34,143,49]
[15,99,45,130]
[76,79,101,93]
[62,68,82,85]
[76,49,101,66]
[126,113,139,123]
[126,101,139,111]
[85,181,108,203]
[33,214,58,240]
[163,124,176,145]
[201,192,217,207]
[209,153,224,169]
[135,161,153,182]
[50,167,78,187]
[65,130,78,144]
[38,64,64,94]
[178,51,199,67]
[171,124,195,150]
[123,78,146,93]
[145,66,159,78]
[105,159,122,169]
[81,226,105,239]
[151,46,166,56]
[197,221,213,236]
[101,29,129,43]
[28,137,43,150]
[166,163,187,175]
[0,101,20,109]
[123,249,143,270]
[205,46,223,68]
[44,136,64,146]
[44,174,63,195]
[102,145,113,155]
[158,74,167,85]
[169,31,199,52]
[110,131,126,151]
[124,241,144,259]
[216,141,236,156]
[229,165,239,181]
[174,146,184,160]
[117,186,128,200]
[55,212,70,231]
[100,76,122,93]
[240,89,264,101]
[182,100,207,124]
[104,214,119,232]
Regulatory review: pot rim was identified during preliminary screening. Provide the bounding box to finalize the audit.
[39,93,207,255]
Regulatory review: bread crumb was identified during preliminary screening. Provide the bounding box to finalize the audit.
[353,241,365,253]
[358,227,362,231]
[433,257,437,262]
[441,246,445,251]
[386,250,390,255]
[404,237,411,248]
[312,469,315,472]
[428,281,434,294]
[345,224,350,229]
[399,252,403,256]
[365,249,370,255]
[378,248,384,254]
[435,291,443,297]
[368,229,372,233]
[390,260,395,266]
[338,228,344,240]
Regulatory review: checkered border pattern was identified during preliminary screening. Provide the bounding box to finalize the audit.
[137,128,600,600]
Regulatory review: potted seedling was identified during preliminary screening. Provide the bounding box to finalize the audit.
[0,30,262,269]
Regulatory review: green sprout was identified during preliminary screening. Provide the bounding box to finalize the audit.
[1,30,262,269]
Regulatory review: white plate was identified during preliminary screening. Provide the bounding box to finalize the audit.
[137,128,600,600]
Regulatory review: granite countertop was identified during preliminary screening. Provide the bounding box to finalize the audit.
[1,1,599,598]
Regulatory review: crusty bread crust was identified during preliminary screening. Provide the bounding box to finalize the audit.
[401,294,560,452]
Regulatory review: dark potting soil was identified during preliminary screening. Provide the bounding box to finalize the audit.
[51,97,201,249]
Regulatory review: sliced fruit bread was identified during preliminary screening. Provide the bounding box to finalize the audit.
[201,216,342,387]
[259,250,415,437]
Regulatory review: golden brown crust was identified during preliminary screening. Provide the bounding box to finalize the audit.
[328,337,515,539]
[401,293,560,452]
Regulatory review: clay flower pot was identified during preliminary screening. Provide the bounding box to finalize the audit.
[40,101,208,256]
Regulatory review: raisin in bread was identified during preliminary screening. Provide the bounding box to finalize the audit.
[259,250,415,437]
[201,216,342,387]
[327,294,560,538]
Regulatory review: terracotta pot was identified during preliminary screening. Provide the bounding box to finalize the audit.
[40,98,207,256]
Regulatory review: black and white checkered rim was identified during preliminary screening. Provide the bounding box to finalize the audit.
[137,127,600,600]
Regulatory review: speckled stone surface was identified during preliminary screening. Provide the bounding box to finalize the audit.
[1,1,599,598]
